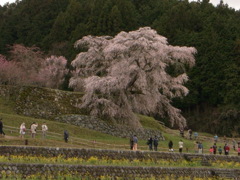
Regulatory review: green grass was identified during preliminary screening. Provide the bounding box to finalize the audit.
[0,95,239,155]
[0,112,129,144]
[0,97,16,114]
[138,114,163,130]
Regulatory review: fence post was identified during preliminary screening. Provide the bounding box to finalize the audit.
[25,139,28,145]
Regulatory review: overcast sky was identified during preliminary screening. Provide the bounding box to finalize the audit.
[191,0,240,10]
[0,0,240,10]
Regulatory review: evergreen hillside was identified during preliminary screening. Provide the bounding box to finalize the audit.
[0,0,240,136]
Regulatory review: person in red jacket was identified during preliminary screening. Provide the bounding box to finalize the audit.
[224,144,230,155]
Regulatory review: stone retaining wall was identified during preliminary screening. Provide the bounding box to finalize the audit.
[1,146,240,179]
[0,163,239,179]
[55,115,163,139]
[0,85,83,119]
[1,146,240,163]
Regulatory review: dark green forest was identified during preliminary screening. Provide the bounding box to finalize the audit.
[1,0,240,136]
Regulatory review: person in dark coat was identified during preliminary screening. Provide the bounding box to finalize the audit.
[213,143,217,155]
[129,136,134,150]
[224,144,230,155]
[147,137,153,151]
[168,140,173,152]
[153,136,159,151]
[64,130,69,143]
[0,118,5,137]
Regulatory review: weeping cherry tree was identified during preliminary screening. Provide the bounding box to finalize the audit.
[69,27,196,129]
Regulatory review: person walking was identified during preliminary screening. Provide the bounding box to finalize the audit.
[179,128,184,138]
[213,143,217,155]
[129,136,134,150]
[188,129,192,140]
[209,147,214,154]
[19,122,26,138]
[232,139,236,151]
[193,132,198,140]
[168,140,173,152]
[133,135,138,151]
[218,146,222,155]
[147,137,153,151]
[179,140,183,153]
[224,144,230,155]
[153,136,159,151]
[30,122,38,138]
[41,122,48,139]
[194,141,199,153]
[198,142,203,154]
[64,130,69,143]
[214,135,218,143]
[0,118,5,137]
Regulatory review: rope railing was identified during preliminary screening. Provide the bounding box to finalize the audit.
[3,125,154,149]
[2,125,239,154]
[3,125,135,150]
[164,127,240,144]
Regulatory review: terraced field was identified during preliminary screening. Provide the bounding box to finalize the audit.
[0,93,240,179]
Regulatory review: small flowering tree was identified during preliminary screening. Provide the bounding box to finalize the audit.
[8,44,45,86]
[9,44,44,75]
[0,54,24,85]
[73,27,196,128]
[39,56,69,89]
[1,45,68,89]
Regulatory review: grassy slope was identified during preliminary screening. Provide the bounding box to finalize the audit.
[0,97,239,155]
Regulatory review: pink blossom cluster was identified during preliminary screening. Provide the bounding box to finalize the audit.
[70,27,197,128]
[0,44,68,89]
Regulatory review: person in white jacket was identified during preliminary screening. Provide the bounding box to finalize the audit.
[30,122,38,138]
[41,122,48,138]
[19,122,26,138]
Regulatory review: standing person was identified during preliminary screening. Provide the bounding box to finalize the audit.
[168,140,173,152]
[209,147,214,154]
[224,144,230,155]
[64,130,69,143]
[232,139,236,151]
[30,122,38,138]
[179,128,184,138]
[238,146,240,156]
[193,132,198,140]
[132,135,138,151]
[0,118,5,137]
[179,140,183,153]
[129,136,134,150]
[153,135,159,151]
[41,122,48,139]
[213,143,217,155]
[147,137,153,151]
[19,122,26,138]
[218,146,222,155]
[214,135,218,143]
[194,141,199,153]
[188,129,192,140]
[198,142,203,154]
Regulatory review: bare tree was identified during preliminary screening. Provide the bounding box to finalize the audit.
[70,27,197,128]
